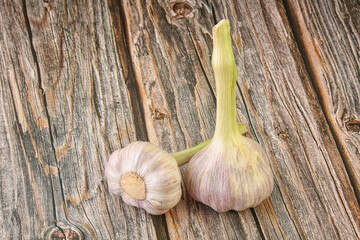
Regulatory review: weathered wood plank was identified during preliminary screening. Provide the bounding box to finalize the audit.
[120,0,360,239]
[1,0,360,239]
[283,0,360,201]
[25,0,159,238]
[0,1,64,238]
[0,0,157,239]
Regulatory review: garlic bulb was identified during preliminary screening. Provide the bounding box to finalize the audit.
[184,20,274,212]
[105,124,247,215]
[105,141,181,215]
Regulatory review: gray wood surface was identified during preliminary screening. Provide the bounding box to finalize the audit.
[1,0,359,239]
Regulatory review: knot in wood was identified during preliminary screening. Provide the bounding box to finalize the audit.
[172,2,193,18]
[279,132,289,139]
[345,120,360,132]
[153,108,167,119]
[46,227,82,240]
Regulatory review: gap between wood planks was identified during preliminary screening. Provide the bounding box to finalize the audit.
[108,0,149,143]
[281,0,360,203]
[281,0,360,236]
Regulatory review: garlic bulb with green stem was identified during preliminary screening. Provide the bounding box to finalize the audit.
[105,124,247,215]
[185,19,274,212]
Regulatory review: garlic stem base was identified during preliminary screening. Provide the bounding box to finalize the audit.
[120,173,146,200]
[172,123,248,166]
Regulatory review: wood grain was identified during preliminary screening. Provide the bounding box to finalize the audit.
[120,0,360,239]
[283,0,360,201]
[1,0,360,239]
[0,0,157,239]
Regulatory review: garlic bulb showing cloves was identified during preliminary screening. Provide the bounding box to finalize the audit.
[105,141,181,215]
[185,20,274,212]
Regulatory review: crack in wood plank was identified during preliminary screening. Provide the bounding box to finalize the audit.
[282,0,360,234]
[21,1,79,237]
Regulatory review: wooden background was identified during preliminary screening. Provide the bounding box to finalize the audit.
[1,0,360,239]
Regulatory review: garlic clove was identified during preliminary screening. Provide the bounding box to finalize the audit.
[105,141,182,215]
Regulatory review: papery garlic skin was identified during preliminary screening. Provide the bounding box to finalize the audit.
[185,135,274,212]
[105,141,181,215]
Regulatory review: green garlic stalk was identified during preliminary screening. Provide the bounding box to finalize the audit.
[184,19,274,212]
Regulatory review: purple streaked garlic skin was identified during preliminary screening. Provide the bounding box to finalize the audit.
[185,137,274,212]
